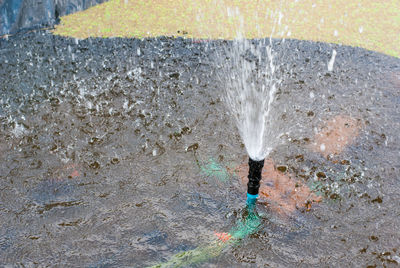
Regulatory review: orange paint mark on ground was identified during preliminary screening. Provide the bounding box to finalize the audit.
[233,115,362,215]
[69,169,80,178]
[214,232,232,242]
[236,159,321,216]
[311,115,361,158]
[52,163,81,181]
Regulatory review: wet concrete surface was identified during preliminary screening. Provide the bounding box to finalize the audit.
[0,30,400,267]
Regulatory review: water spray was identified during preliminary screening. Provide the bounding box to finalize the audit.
[246,157,265,205]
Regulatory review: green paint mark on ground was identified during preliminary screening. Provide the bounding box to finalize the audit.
[200,158,230,182]
[307,180,326,197]
[149,205,261,268]
[230,206,261,240]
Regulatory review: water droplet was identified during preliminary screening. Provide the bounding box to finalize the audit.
[320,144,326,151]
[327,49,337,71]
[278,12,283,25]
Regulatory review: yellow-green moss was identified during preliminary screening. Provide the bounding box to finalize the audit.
[53,0,400,57]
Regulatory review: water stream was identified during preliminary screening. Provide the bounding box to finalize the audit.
[216,8,286,161]
[217,38,280,161]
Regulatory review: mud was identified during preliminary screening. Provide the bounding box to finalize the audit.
[311,115,361,158]
[236,159,322,216]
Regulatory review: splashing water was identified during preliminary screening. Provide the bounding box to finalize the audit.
[209,5,284,161]
[327,49,337,71]
[216,37,280,160]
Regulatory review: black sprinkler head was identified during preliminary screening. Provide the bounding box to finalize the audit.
[247,158,265,195]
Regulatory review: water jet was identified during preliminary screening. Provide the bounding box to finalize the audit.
[216,38,279,206]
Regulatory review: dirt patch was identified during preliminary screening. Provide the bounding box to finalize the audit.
[235,159,321,216]
[310,115,361,158]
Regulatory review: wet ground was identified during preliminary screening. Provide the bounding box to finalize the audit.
[0,30,399,267]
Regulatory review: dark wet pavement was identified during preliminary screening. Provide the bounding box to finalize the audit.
[0,30,400,267]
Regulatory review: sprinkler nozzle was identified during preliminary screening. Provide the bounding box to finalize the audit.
[246,193,258,205]
[247,158,265,202]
